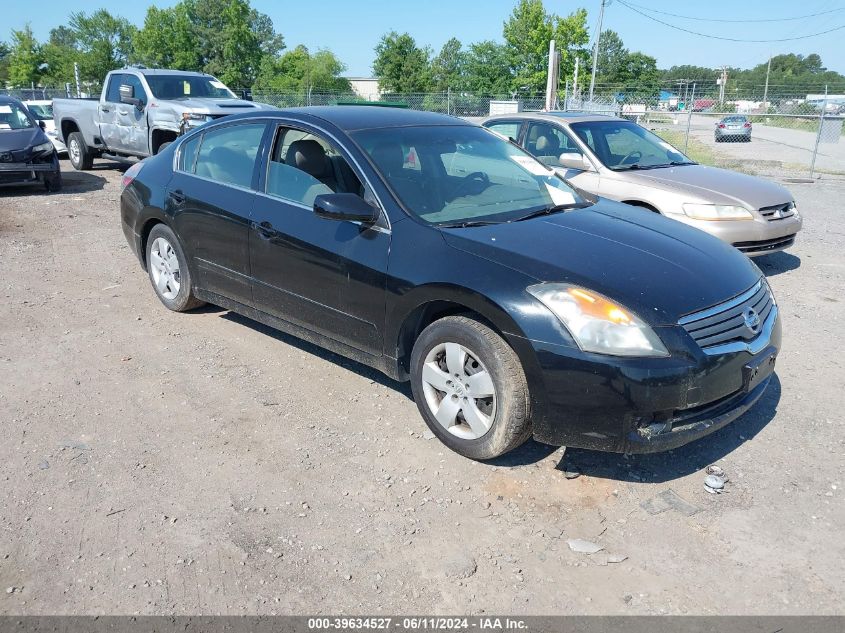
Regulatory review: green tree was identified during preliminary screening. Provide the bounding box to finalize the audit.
[372,31,431,93]
[254,45,350,92]
[594,29,627,87]
[463,40,512,95]
[40,27,82,87]
[133,5,200,70]
[7,24,41,87]
[430,38,466,92]
[502,0,589,94]
[69,9,137,83]
[0,41,12,85]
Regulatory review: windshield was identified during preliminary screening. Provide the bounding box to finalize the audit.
[26,104,52,120]
[569,120,695,171]
[353,125,585,226]
[145,75,236,100]
[0,102,35,130]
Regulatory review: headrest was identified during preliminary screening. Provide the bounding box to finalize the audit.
[285,139,328,178]
[535,134,559,153]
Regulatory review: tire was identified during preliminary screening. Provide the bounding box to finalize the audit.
[145,224,205,312]
[156,141,173,155]
[44,171,62,192]
[67,132,93,171]
[410,315,531,460]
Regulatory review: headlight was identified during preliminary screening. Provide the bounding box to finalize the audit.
[527,283,669,357]
[788,201,799,218]
[182,112,213,125]
[683,203,752,220]
[32,142,54,154]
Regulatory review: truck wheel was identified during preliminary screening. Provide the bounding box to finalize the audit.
[67,132,93,171]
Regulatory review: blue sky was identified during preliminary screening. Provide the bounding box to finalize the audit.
[5,0,845,77]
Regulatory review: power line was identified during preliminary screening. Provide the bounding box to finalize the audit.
[621,1,845,24]
[616,0,845,41]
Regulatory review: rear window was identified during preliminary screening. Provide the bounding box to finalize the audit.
[193,123,265,188]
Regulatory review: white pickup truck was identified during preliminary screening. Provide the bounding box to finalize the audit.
[53,66,268,170]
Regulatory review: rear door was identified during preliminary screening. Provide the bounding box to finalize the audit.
[168,120,269,306]
[98,74,123,150]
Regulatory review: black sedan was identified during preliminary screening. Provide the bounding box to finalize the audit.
[0,96,62,191]
[120,107,780,460]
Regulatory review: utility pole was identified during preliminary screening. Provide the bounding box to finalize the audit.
[763,55,772,109]
[74,62,81,98]
[588,0,607,103]
[573,57,580,101]
[718,66,728,105]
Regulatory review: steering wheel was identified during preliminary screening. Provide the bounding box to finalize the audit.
[619,150,642,166]
[451,171,490,199]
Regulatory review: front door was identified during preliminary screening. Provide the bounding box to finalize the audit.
[524,121,601,192]
[113,74,149,155]
[98,74,123,151]
[168,120,268,306]
[249,124,390,356]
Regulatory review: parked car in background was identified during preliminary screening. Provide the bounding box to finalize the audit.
[121,106,780,460]
[715,115,752,142]
[23,100,66,154]
[483,112,801,256]
[0,96,62,191]
[53,66,267,171]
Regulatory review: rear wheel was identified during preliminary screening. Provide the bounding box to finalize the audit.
[67,132,93,170]
[410,316,531,460]
[145,224,204,312]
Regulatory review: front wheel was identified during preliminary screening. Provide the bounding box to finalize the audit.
[410,316,531,460]
[145,224,205,312]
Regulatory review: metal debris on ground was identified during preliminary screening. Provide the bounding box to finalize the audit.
[704,474,727,494]
[706,465,725,477]
[563,470,581,479]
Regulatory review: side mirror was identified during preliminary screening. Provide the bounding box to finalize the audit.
[38,120,46,131]
[119,84,143,109]
[314,193,380,224]
[558,152,590,171]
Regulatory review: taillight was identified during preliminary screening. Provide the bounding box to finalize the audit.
[718,123,726,128]
[744,122,751,128]
[121,161,144,190]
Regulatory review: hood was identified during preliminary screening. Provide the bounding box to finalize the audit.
[618,164,792,209]
[172,98,261,114]
[441,200,761,325]
[0,127,48,152]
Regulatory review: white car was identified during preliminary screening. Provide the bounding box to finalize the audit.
[23,100,67,155]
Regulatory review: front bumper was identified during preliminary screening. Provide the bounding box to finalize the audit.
[521,313,781,453]
[0,156,60,186]
[670,212,802,257]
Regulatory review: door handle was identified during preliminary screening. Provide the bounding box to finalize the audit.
[252,220,276,239]
[168,190,186,205]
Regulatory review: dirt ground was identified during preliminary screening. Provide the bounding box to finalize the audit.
[1,159,843,615]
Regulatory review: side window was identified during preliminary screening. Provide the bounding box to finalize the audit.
[122,75,147,106]
[486,121,520,141]
[193,123,265,188]
[525,122,581,166]
[266,126,363,207]
[105,74,124,103]
[178,134,201,173]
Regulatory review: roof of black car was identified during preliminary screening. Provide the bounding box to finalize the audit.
[283,106,472,131]
[0,95,23,105]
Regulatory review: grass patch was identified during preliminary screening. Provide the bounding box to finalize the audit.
[655,130,754,174]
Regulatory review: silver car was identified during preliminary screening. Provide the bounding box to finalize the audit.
[715,115,752,142]
[483,112,801,256]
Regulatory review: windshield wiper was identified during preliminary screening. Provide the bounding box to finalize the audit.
[511,203,582,222]
[437,219,502,228]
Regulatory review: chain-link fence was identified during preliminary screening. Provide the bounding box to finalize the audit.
[4,83,842,178]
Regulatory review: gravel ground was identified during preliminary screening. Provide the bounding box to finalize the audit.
[0,159,843,615]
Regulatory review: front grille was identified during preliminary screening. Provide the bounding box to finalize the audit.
[759,202,795,222]
[679,280,774,350]
[733,235,795,254]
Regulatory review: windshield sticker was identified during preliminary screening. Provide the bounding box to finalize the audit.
[0,105,12,114]
[511,154,552,176]
[545,184,576,206]
[210,80,227,90]
[658,141,678,153]
[183,81,191,95]
[0,123,10,130]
